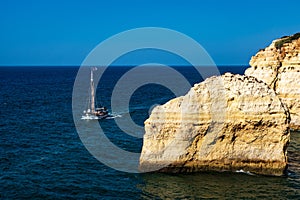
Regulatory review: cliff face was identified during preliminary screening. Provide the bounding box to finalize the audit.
[140,73,290,176]
[245,33,300,129]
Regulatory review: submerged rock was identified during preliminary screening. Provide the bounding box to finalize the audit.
[245,33,300,130]
[139,73,290,176]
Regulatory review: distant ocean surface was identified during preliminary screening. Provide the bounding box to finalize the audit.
[0,66,299,199]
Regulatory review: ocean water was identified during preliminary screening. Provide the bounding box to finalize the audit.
[0,66,299,199]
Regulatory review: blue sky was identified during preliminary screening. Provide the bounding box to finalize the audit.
[0,0,300,66]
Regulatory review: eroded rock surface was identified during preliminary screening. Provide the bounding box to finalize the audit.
[140,73,290,176]
[245,33,300,129]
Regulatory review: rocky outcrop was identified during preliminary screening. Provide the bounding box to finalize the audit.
[245,33,300,129]
[139,73,290,176]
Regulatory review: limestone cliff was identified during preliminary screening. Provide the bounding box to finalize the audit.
[139,73,290,176]
[245,33,300,129]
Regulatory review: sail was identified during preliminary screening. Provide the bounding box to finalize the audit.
[90,68,95,113]
[90,67,98,113]
[82,67,108,120]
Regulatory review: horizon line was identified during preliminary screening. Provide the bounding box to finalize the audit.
[0,64,249,68]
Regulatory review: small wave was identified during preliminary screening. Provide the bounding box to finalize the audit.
[236,169,255,176]
[106,114,122,119]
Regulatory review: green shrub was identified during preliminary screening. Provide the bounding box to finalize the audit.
[275,32,300,49]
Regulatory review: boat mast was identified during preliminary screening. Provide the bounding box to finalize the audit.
[90,67,96,113]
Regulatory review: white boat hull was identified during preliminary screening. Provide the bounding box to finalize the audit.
[81,114,108,120]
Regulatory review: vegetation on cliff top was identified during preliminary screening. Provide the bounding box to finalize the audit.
[275,32,300,49]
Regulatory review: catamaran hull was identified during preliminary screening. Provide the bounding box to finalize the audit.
[81,114,108,120]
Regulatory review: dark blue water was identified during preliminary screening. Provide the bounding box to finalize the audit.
[0,66,299,199]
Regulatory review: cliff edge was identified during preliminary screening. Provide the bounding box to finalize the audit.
[140,73,290,176]
[245,33,300,129]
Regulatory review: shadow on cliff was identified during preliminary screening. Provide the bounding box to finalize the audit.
[139,171,297,199]
[138,131,300,199]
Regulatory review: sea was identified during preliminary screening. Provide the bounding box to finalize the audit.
[0,66,299,199]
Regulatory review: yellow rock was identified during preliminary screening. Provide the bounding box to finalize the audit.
[140,73,290,176]
[245,33,300,129]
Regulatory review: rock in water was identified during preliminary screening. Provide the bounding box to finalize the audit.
[245,33,300,130]
[139,73,290,176]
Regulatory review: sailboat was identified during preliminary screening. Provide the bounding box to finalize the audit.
[81,67,109,120]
